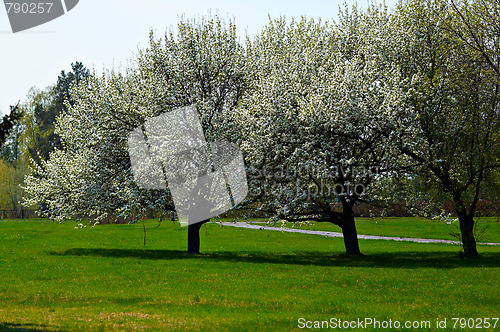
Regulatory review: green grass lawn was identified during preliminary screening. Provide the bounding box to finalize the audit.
[0,219,498,331]
[247,217,500,243]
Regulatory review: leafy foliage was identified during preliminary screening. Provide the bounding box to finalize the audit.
[0,104,23,151]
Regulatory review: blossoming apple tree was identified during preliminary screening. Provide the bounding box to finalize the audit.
[236,6,404,256]
[23,16,246,253]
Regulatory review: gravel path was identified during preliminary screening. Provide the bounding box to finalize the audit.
[219,222,500,246]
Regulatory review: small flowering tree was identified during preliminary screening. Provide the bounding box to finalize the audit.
[388,0,500,257]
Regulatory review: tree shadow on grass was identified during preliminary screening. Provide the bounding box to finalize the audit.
[53,248,500,269]
[0,322,53,331]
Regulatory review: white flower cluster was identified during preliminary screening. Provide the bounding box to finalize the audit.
[234,9,406,221]
[22,2,500,232]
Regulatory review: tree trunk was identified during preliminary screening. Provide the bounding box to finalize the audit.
[187,219,208,254]
[458,212,479,258]
[454,197,479,258]
[340,207,362,256]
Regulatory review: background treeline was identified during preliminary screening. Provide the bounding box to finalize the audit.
[0,62,89,217]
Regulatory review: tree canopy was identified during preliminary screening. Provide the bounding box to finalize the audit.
[23,17,246,254]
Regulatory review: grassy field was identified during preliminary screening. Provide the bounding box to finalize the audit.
[0,219,498,331]
[247,217,500,243]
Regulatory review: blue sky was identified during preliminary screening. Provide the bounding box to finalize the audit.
[0,0,397,115]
